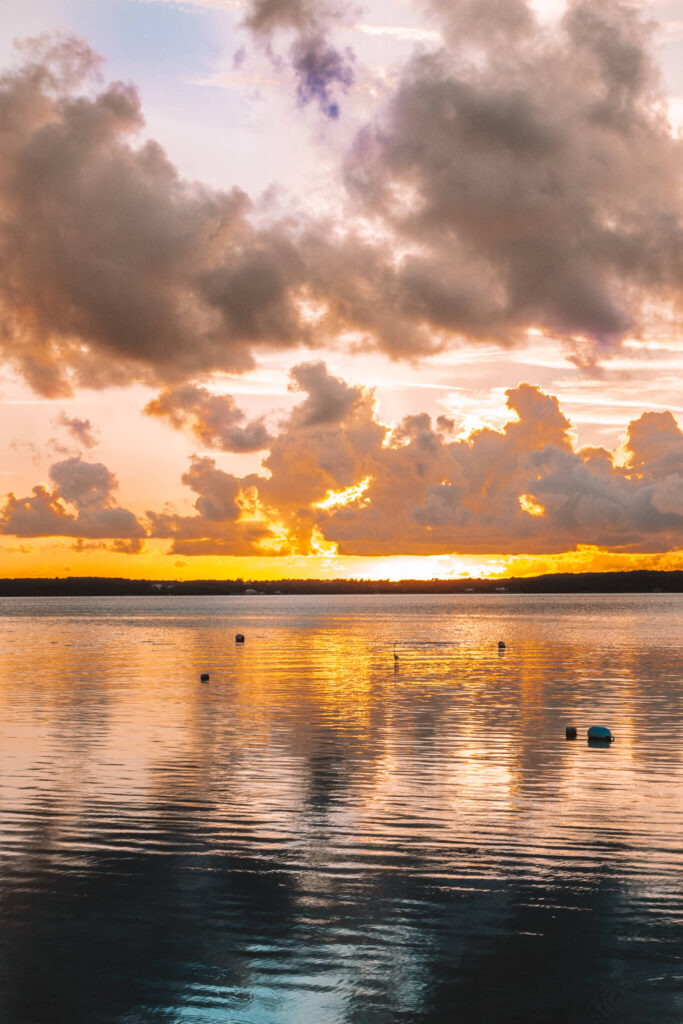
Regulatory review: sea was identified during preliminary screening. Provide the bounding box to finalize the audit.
[0,593,681,1023]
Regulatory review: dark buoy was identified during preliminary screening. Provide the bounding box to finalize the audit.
[200,672,210,683]
[497,640,506,650]
[565,725,577,740]
[394,653,399,662]
[587,725,613,743]
[235,633,245,644]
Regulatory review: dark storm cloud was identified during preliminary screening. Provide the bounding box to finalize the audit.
[0,457,146,538]
[144,385,272,452]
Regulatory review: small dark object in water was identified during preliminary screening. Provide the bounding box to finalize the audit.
[587,725,613,743]
[200,672,210,683]
[566,726,577,740]
[498,640,506,649]
[394,653,399,661]
[235,634,245,644]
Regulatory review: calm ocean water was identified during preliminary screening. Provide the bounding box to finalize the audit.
[0,593,681,1024]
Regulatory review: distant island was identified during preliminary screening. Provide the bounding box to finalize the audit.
[0,570,681,596]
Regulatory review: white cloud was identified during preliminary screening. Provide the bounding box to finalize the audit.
[353,22,442,44]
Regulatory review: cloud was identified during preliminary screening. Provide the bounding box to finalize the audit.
[252,364,382,522]
[313,384,683,555]
[290,31,354,118]
[624,411,683,480]
[146,455,284,554]
[220,365,683,557]
[144,384,272,451]
[287,360,363,426]
[49,458,117,508]
[141,361,681,559]
[72,537,145,554]
[144,366,378,554]
[3,8,683,398]
[0,36,314,395]
[353,23,441,45]
[54,413,98,449]
[181,455,242,519]
[650,474,683,516]
[243,0,316,33]
[242,0,355,117]
[0,457,146,538]
[345,0,683,360]
[426,0,536,47]
[4,364,682,558]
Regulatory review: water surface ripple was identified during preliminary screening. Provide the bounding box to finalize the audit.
[0,594,681,1023]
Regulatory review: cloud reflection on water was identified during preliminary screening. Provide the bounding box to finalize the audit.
[0,594,681,1022]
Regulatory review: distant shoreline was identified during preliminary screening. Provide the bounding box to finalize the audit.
[0,570,681,597]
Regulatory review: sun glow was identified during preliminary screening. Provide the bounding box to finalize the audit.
[518,493,545,517]
[310,526,338,556]
[237,487,294,554]
[315,477,372,511]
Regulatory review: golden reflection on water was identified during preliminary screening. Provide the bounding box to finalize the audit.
[0,594,681,1023]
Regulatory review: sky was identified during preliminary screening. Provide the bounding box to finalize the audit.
[0,0,682,581]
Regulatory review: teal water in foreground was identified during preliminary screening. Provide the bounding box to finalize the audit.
[0,593,681,1023]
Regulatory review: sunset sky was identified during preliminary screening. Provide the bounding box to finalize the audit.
[1,0,682,580]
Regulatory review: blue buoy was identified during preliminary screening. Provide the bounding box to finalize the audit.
[498,640,506,650]
[235,633,245,644]
[587,725,613,742]
[200,672,210,683]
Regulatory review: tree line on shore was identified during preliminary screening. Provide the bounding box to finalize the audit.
[0,570,681,597]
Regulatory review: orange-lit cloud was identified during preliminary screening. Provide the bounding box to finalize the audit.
[1,458,145,540]
[145,385,272,452]
[518,494,545,517]
[3,370,681,563]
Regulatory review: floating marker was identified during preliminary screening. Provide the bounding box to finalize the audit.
[394,653,399,661]
[587,725,613,742]
[498,640,506,649]
[566,726,577,740]
[200,672,210,683]
[235,633,245,644]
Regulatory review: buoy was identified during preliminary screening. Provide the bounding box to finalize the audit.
[565,726,577,740]
[235,633,245,644]
[587,725,613,742]
[200,672,210,683]
[498,640,506,649]
[394,653,399,661]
